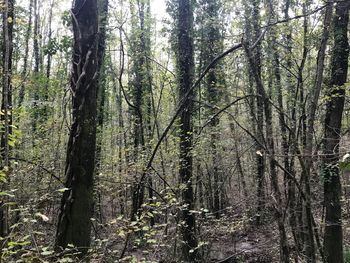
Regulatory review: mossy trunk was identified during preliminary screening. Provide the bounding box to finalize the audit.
[175,0,198,261]
[323,1,349,262]
[55,0,98,255]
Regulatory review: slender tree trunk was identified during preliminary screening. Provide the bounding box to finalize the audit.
[292,2,309,254]
[45,0,54,89]
[198,0,224,217]
[323,1,349,262]
[18,0,33,106]
[245,42,290,263]
[129,0,152,220]
[244,0,266,225]
[94,0,109,224]
[32,0,41,131]
[55,0,98,255]
[302,4,333,261]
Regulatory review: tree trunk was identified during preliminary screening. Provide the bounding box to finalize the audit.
[244,0,266,225]
[55,0,98,255]
[245,42,290,263]
[31,0,42,131]
[302,3,333,261]
[94,0,109,224]
[0,0,14,239]
[323,1,349,262]
[129,0,152,221]
[174,0,198,260]
[45,0,54,92]
[198,0,224,218]
[18,0,33,106]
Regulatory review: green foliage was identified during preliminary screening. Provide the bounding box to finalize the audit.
[6,0,350,261]
[43,38,60,56]
[345,248,350,263]
[340,154,350,172]
[61,10,71,27]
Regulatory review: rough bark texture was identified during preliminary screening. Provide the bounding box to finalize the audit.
[129,0,153,221]
[323,1,349,262]
[0,0,14,239]
[175,0,198,261]
[244,0,265,225]
[302,4,333,261]
[55,0,98,255]
[199,0,224,217]
[95,0,109,225]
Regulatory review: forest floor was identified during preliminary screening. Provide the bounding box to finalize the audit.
[13,200,350,262]
[112,204,280,262]
[207,221,277,262]
[201,208,278,263]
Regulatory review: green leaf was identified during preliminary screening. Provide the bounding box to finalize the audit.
[339,161,350,172]
[0,192,14,198]
[41,250,54,256]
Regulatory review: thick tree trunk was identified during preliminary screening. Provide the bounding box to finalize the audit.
[175,0,198,261]
[323,1,349,262]
[55,0,98,255]
[0,0,14,239]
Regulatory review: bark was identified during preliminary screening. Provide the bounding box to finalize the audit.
[292,2,309,254]
[33,0,40,75]
[199,0,224,217]
[18,0,33,106]
[323,1,349,262]
[95,0,109,225]
[55,0,98,255]
[244,0,266,225]
[44,0,54,101]
[142,0,155,226]
[129,0,152,221]
[0,0,14,239]
[175,0,198,260]
[245,42,290,262]
[302,3,333,261]
[31,0,41,131]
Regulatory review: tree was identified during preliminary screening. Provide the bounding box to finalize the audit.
[55,0,98,255]
[129,0,153,221]
[95,0,109,224]
[301,3,333,260]
[245,44,290,263]
[31,0,43,130]
[173,0,198,260]
[0,0,14,239]
[322,1,349,262]
[197,0,225,217]
[243,0,266,225]
[18,0,33,106]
